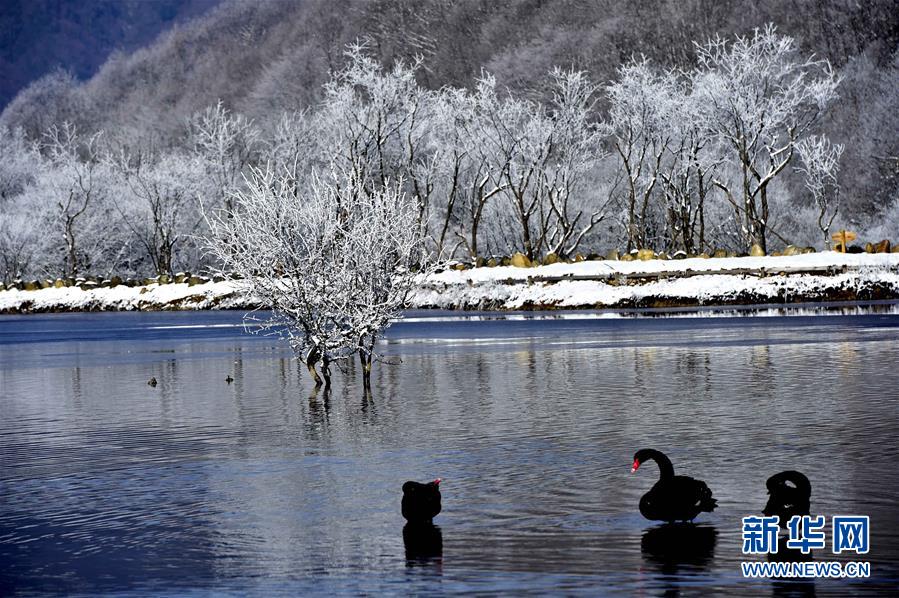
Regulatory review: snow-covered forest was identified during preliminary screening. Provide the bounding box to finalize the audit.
[1,0,897,285]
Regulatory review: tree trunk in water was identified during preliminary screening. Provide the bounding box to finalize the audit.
[321,355,332,388]
[306,350,323,386]
[359,351,372,395]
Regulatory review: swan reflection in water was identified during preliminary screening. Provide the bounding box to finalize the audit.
[767,545,816,598]
[403,523,443,567]
[641,523,717,595]
[641,523,718,567]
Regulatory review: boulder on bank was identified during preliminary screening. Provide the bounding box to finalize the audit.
[604,250,619,261]
[750,244,765,257]
[542,252,560,265]
[874,239,891,253]
[511,252,532,268]
[713,249,727,258]
[637,248,656,261]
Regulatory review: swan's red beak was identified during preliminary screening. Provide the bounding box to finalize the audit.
[433,478,442,485]
[631,459,640,473]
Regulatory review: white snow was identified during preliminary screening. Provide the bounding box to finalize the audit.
[2,251,899,314]
[0,280,251,313]
[427,251,899,285]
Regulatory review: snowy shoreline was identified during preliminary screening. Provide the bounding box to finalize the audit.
[3,252,899,315]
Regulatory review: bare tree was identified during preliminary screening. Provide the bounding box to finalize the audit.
[318,44,433,235]
[205,165,430,390]
[658,86,724,255]
[694,25,840,252]
[189,101,259,213]
[429,83,509,259]
[41,122,109,277]
[542,68,609,257]
[795,134,844,245]
[606,59,678,252]
[110,148,207,275]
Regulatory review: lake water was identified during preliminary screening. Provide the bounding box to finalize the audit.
[1,305,898,595]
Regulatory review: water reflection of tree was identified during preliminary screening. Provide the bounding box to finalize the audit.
[749,344,776,396]
[304,384,331,437]
[675,350,712,398]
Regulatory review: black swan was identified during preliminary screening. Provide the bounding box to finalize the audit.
[763,470,810,527]
[631,449,717,522]
[402,479,442,524]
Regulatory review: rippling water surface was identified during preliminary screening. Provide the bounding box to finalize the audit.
[1,306,898,595]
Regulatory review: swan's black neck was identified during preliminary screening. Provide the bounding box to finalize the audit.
[768,470,811,495]
[638,449,675,480]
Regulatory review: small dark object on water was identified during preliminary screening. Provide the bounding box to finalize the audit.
[402,478,442,524]
[632,448,717,522]
[147,377,157,387]
[763,470,811,528]
[225,375,234,384]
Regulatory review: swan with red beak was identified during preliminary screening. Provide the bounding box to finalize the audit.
[402,478,442,524]
[631,449,717,523]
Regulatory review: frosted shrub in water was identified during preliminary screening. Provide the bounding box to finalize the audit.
[205,165,429,389]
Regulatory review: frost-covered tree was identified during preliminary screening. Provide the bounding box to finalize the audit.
[657,82,724,255]
[110,148,208,275]
[317,44,434,239]
[794,135,844,245]
[426,84,507,259]
[476,69,607,260]
[39,123,119,277]
[189,101,259,212]
[543,69,610,257]
[0,128,42,202]
[0,200,45,285]
[694,25,840,252]
[205,165,429,390]
[607,59,680,252]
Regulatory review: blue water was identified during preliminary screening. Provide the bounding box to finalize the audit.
[1,307,898,595]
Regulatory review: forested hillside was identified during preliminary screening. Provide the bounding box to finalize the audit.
[1,0,897,283]
[0,0,221,108]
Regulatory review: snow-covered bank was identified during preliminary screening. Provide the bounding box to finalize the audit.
[3,252,899,314]
[0,279,254,314]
